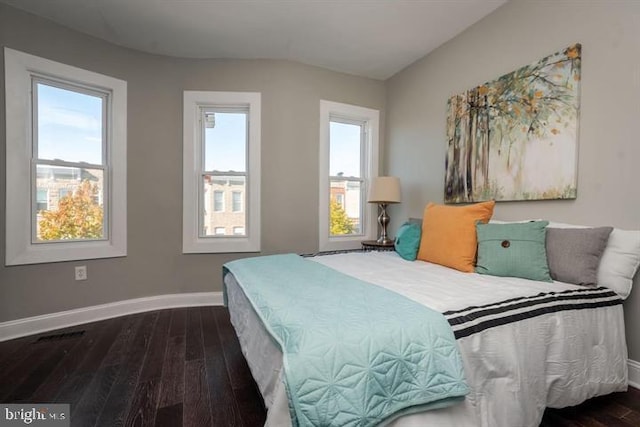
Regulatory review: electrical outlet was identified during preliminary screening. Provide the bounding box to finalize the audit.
[75,265,87,281]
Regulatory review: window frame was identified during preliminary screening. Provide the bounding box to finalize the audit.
[319,100,379,251]
[182,91,261,253]
[31,78,109,244]
[5,47,127,265]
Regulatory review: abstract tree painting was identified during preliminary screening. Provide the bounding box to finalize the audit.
[444,44,581,203]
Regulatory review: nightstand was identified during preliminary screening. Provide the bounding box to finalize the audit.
[361,240,395,252]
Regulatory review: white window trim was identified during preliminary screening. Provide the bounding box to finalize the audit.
[5,48,127,266]
[182,91,261,253]
[319,100,379,252]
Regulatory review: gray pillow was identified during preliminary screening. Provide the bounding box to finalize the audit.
[546,227,613,286]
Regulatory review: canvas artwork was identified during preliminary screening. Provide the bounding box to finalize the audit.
[444,44,581,203]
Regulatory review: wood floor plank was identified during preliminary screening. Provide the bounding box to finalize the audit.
[573,417,608,427]
[0,342,47,398]
[600,401,635,419]
[546,404,607,427]
[229,384,266,427]
[213,307,265,426]
[54,317,125,411]
[124,378,161,427]
[119,310,171,427]
[55,317,124,418]
[539,410,580,427]
[4,338,81,402]
[201,307,243,427]
[157,334,185,408]
[155,403,183,427]
[572,394,637,427]
[169,309,187,337]
[0,341,56,400]
[102,314,145,367]
[200,306,219,350]
[54,371,95,412]
[30,322,107,402]
[70,364,121,427]
[621,409,640,426]
[185,308,204,361]
[590,412,637,427]
[94,312,159,427]
[212,307,257,388]
[183,359,212,427]
[617,388,640,412]
[69,316,127,376]
[627,387,640,399]
[0,319,102,372]
[139,310,171,382]
[0,336,34,371]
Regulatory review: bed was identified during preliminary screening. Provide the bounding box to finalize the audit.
[223,250,629,427]
[223,202,639,427]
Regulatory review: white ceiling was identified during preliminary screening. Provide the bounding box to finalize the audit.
[1,0,507,80]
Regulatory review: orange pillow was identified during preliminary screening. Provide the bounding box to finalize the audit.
[416,201,495,272]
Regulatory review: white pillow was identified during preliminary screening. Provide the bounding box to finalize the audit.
[547,222,640,299]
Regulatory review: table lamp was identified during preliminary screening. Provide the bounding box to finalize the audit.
[368,176,401,244]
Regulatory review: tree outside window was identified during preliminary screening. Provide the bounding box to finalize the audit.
[38,180,104,240]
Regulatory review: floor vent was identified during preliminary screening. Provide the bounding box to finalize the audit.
[35,330,85,342]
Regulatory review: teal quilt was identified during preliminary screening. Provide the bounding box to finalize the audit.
[223,254,468,426]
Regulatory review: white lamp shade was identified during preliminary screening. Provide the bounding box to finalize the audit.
[368,176,401,203]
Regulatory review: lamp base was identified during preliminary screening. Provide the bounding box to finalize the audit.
[376,203,392,244]
[376,236,394,245]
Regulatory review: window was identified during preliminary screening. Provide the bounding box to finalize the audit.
[232,191,243,213]
[213,191,225,212]
[36,189,49,212]
[319,100,379,251]
[5,48,127,265]
[33,82,106,243]
[214,227,226,235]
[183,91,261,253]
[58,188,71,199]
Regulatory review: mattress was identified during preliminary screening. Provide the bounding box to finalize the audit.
[225,251,628,427]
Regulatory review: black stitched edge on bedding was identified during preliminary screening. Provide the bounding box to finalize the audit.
[452,299,622,339]
[446,288,619,326]
[300,249,365,257]
[447,287,622,339]
[442,286,613,316]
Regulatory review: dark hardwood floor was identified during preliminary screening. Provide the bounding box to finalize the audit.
[0,306,638,427]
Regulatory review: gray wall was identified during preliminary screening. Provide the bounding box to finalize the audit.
[385,0,640,360]
[0,4,385,322]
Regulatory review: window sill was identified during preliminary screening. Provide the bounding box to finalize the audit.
[182,237,260,254]
[6,240,126,266]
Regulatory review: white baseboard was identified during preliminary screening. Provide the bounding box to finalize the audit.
[629,358,640,389]
[0,291,223,342]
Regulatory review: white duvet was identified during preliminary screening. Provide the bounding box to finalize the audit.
[225,251,628,427]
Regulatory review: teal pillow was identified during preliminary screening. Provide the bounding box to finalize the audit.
[394,222,422,261]
[476,221,552,282]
